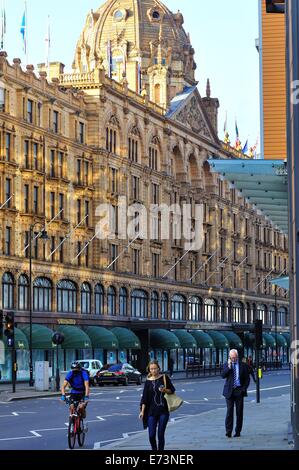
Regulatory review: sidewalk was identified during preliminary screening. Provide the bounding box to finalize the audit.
[0,383,61,402]
[96,394,293,451]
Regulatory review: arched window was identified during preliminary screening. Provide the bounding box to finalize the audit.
[149,136,159,171]
[278,307,287,327]
[161,293,169,320]
[95,284,104,315]
[226,300,232,323]
[232,302,243,323]
[131,290,148,318]
[57,280,77,313]
[171,295,186,321]
[268,306,276,326]
[108,286,116,316]
[257,304,267,324]
[119,287,128,316]
[128,126,140,163]
[245,302,252,324]
[106,115,119,154]
[151,291,159,319]
[204,298,217,323]
[18,274,29,311]
[188,296,202,322]
[219,299,226,323]
[2,272,14,309]
[81,283,91,314]
[33,277,52,312]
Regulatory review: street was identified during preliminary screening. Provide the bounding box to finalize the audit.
[0,370,291,450]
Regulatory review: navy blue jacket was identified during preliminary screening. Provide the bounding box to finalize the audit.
[221,362,250,399]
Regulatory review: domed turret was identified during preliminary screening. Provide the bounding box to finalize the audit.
[73,0,197,108]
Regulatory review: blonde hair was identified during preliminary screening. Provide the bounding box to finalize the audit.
[147,360,161,378]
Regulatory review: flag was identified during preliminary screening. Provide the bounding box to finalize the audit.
[45,15,50,68]
[223,111,227,134]
[0,0,6,50]
[235,119,242,151]
[242,139,248,154]
[20,5,27,54]
[235,119,239,138]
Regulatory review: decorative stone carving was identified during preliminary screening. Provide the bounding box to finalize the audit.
[175,96,212,139]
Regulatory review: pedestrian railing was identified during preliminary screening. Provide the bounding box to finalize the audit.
[186,363,223,378]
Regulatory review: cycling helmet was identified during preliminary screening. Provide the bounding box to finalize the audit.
[71,361,82,370]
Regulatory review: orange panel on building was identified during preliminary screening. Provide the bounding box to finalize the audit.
[261,0,286,160]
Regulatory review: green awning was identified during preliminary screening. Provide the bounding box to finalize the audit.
[0,328,29,350]
[172,330,197,349]
[150,329,181,349]
[56,326,92,349]
[263,332,276,348]
[189,330,214,348]
[221,331,243,349]
[205,331,229,349]
[243,332,255,348]
[19,324,54,349]
[111,328,141,350]
[84,327,119,350]
[270,332,288,348]
[282,332,291,346]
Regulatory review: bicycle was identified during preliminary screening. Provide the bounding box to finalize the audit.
[65,396,88,449]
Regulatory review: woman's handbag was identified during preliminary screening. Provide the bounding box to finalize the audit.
[163,375,183,412]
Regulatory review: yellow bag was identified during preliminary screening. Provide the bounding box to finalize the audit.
[163,375,184,412]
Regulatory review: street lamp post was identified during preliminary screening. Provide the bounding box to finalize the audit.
[275,285,279,369]
[28,225,49,387]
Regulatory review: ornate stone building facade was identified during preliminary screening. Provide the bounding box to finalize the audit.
[0,0,289,377]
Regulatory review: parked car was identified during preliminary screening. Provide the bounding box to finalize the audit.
[76,359,103,386]
[95,363,142,386]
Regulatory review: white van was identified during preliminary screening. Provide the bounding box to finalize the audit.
[77,359,103,386]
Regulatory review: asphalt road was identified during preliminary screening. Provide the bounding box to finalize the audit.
[0,370,291,450]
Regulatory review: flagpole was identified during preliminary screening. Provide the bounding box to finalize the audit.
[25,0,28,65]
[45,15,50,78]
[0,0,6,51]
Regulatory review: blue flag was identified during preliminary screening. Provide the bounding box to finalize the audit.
[242,139,248,154]
[20,10,26,53]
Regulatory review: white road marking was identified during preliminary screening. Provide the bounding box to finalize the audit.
[0,435,39,442]
[96,416,106,421]
[30,431,42,437]
[204,398,209,401]
[183,401,191,404]
[0,411,37,418]
[248,385,290,393]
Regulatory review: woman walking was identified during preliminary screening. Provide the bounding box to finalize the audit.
[139,360,175,451]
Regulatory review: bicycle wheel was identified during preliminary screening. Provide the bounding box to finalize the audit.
[68,417,76,450]
[77,418,86,447]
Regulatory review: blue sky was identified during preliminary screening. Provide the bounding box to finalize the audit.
[2,0,260,151]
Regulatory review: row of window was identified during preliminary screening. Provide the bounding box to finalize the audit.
[1,273,289,326]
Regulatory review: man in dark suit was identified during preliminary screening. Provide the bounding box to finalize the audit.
[222,349,250,438]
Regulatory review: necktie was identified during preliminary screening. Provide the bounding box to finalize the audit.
[233,363,238,388]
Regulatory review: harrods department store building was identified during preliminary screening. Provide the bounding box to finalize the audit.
[0,0,289,379]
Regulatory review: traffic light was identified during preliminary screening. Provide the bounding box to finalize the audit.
[255,320,263,349]
[4,312,15,348]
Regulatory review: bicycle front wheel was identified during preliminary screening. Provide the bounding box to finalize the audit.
[68,418,76,450]
[78,418,86,447]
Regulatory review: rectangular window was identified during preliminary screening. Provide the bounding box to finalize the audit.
[50,150,55,177]
[85,243,89,267]
[77,241,82,267]
[50,236,55,262]
[5,178,11,208]
[77,199,82,225]
[111,205,118,235]
[84,161,89,186]
[59,193,64,219]
[37,102,42,126]
[58,152,63,178]
[5,227,11,256]
[132,176,139,200]
[33,143,39,170]
[0,87,5,111]
[110,167,118,193]
[50,192,55,219]
[24,140,29,168]
[59,237,64,263]
[77,159,81,184]
[152,183,159,204]
[34,232,38,259]
[53,110,59,133]
[152,253,160,278]
[33,186,39,214]
[85,201,90,227]
[25,231,29,259]
[24,184,29,213]
[79,122,85,144]
[246,273,250,291]
[5,133,11,161]
[27,99,33,123]
[110,244,118,272]
[132,249,140,275]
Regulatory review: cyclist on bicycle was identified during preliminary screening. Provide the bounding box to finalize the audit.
[61,362,90,417]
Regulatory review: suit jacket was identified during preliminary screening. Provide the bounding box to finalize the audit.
[221,362,250,399]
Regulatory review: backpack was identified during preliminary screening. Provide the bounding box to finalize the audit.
[68,369,89,392]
